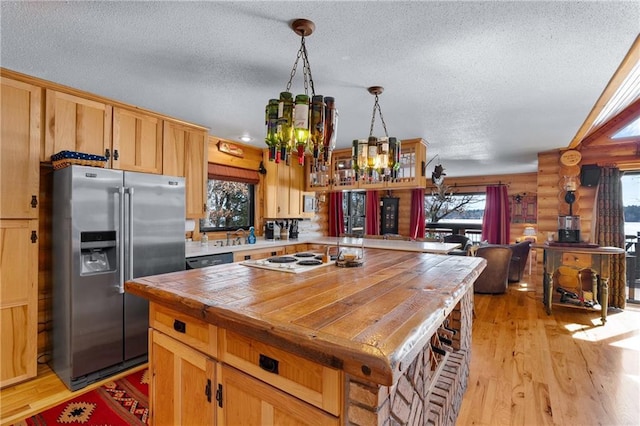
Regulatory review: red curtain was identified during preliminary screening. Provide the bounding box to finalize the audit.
[410,188,425,239]
[482,185,510,244]
[365,190,380,235]
[328,192,344,237]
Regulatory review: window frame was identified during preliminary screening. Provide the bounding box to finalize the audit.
[199,177,256,233]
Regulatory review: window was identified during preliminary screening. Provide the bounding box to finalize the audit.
[424,192,485,224]
[343,191,365,236]
[623,172,640,236]
[200,179,255,232]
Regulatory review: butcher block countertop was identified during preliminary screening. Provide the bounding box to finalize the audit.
[185,236,461,257]
[126,248,485,386]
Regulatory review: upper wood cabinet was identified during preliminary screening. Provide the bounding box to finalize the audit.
[163,121,207,219]
[43,89,112,164]
[263,152,307,219]
[0,77,41,219]
[112,107,163,174]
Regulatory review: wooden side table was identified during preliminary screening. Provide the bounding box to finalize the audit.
[533,243,625,324]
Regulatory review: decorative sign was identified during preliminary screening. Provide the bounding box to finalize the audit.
[560,149,581,166]
[217,140,244,158]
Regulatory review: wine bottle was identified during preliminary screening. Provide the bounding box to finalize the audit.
[278,92,294,165]
[294,94,310,165]
[310,95,324,161]
[265,99,279,162]
[367,136,378,174]
[323,97,337,163]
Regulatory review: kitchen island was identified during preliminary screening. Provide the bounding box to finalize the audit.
[126,247,485,425]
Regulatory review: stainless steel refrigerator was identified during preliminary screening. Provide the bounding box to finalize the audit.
[52,165,185,390]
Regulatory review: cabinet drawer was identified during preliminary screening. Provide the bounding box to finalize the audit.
[219,330,342,416]
[561,253,592,269]
[150,303,217,357]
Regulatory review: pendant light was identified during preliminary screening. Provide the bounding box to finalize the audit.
[265,19,337,169]
[354,86,400,181]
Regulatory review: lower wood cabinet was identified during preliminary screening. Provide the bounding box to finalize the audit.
[0,219,38,388]
[150,329,215,426]
[218,364,339,426]
[148,303,342,425]
[232,247,285,262]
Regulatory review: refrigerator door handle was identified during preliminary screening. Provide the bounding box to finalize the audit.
[127,187,135,282]
[118,186,126,294]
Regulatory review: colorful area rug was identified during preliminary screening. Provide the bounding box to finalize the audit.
[17,368,149,426]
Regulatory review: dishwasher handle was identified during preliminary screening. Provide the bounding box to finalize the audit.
[185,253,234,269]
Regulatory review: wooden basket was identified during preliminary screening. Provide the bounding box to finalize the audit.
[51,151,107,170]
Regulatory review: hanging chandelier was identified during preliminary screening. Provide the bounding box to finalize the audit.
[352,86,400,181]
[265,19,337,167]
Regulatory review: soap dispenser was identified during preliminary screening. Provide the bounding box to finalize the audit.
[248,226,256,244]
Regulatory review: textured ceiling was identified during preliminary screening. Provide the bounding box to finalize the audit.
[1,1,638,177]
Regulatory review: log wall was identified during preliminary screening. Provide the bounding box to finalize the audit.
[537,143,640,246]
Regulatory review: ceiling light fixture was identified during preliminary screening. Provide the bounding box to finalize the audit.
[265,19,337,169]
[352,86,400,182]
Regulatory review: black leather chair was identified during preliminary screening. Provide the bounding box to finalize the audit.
[508,240,531,282]
[473,246,512,294]
[444,234,472,256]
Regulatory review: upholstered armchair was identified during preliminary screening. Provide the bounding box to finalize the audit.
[508,240,531,282]
[444,234,472,256]
[473,246,512,294]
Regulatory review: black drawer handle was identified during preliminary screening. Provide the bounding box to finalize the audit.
[259,354,279,374]
[173,319,186,333]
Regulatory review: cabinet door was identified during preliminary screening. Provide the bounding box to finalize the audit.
[263,151,305,219]
[163,121,206,219]
[43,89,112,163]
[288,159,305,217]
[185,128,207,219]
[218,364,339,426]
[0,77,41,219]
[162,121,186,177]
[150,330,215,426]
[112,107,162,174]
[263,151,279,218]
[0,219,38,388]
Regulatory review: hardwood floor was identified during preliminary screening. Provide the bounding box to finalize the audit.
[458,273,640,426]
[2,270,638,425]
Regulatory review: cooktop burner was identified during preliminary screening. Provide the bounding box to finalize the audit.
[294,252,315,258]
[297,259,323,266]
[266,256,297,263]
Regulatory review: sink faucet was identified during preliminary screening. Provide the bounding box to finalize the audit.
[227,228,247,245]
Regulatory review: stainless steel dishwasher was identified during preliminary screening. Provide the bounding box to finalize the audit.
[185,252,234,269]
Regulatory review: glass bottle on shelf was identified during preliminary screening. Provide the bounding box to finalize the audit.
[277,92,294,165]
[294,94,310,165]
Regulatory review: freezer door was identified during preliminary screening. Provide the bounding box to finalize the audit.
[123,172,185,359]
[54,166,125,380]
